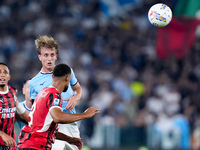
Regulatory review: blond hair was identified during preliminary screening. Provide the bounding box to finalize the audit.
[35,35,59,54]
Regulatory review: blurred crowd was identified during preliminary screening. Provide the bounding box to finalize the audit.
[1,0,200,149]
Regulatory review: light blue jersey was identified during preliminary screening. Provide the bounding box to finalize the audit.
[29,68,77,114]
[16,101,31,130]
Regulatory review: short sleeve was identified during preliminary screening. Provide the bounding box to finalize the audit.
[29,80,37,100]
[49,92,62,109]
[70,68,78,86]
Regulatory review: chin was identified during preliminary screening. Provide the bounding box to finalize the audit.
[0,84,6,88]
[47,67,54,71]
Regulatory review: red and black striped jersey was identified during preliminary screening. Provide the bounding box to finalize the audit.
[0,85,17,146]
[18,86,63,150]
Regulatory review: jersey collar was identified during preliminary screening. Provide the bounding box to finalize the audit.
[40,68,53,74]
[49,85,58,91]
[0,86,9,94]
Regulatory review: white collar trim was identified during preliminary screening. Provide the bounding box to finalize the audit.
[49,85,58,91]
[0,86,9,94]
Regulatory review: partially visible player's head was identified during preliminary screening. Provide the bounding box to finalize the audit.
[35,35,60,72]
[35,35,59,55]
[22,80,31,101]
[53,64,71,92]
[0,62,11,89]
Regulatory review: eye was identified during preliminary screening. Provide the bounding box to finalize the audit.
[4,70,8,74]
[51,54,55,57]
[44,54,48,57]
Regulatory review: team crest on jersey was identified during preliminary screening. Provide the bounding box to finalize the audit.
[53,98,60,106]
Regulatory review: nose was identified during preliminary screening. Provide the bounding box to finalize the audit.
[47,55,53,60]
[0,74,5,78]
[0,72,5,77]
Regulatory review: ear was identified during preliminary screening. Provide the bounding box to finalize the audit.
[65,75,70,82]
[22,87,25,94]
[38,54,41,61]
[8,74,11,81]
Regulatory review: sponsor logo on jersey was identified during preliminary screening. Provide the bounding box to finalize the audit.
[39,81,46,86]
[39,91,48,98]
[1,107,16,118]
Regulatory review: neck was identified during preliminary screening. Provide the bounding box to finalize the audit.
[41,67,53,73]
[51,81,64,93]
[0,85,8,92]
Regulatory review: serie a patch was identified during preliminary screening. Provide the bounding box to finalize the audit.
[53,98,60,106]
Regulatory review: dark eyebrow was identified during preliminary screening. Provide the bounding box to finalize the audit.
[3,69,9,73]
[0,69,8,73]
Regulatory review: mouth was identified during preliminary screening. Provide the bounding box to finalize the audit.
[0,79,5,82]
[0,78,6,84]
[47,62,52,66]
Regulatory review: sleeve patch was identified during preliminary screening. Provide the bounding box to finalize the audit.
[53,98,60,106]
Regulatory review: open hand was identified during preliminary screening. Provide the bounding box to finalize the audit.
[84,106,100,118]
[64,96,78,111]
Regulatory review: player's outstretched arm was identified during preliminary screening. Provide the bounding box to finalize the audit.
[50,106,100,124]
[15,100,29,123]
[0,131,16,147]
[56,131,83,150]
